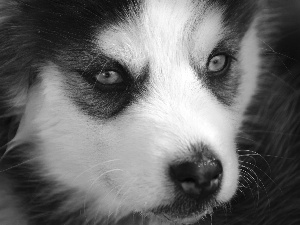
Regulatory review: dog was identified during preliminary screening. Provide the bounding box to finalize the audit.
[0,0,299,224]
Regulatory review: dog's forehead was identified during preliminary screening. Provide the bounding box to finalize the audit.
[22,0,256,75]
[97,0,224,73]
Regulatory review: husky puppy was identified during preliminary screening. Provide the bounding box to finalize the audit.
[0,0,299,224]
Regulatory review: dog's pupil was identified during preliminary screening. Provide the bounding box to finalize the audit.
[104,71,112,79]
[211,56,225,71]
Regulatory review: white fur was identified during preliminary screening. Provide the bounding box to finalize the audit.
[235,19,261,122]
[4,0,262,223]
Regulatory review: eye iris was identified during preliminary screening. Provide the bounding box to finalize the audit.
[95,71,123,84]
[208,55,227,72]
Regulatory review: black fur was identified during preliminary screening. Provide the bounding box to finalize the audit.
[1,0,300,225]
[206,2,300,224]
[0,0,145,123]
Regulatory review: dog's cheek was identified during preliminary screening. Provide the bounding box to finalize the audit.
[235,20,261,120]
[10,69,127,212]
[98,91,240,205]
[14,63,240,213]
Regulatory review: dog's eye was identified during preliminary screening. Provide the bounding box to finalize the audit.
[207,54,230,74]
[95,70,123,85]
[80,62,129,92]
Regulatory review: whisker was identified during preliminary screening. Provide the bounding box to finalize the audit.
[238,149,288,160]
[83,168,124,219]
[0,156,41,173]
[241,161,278,187]
[240,170,257,199]
[240,166,272,209]
[71,159,121,183]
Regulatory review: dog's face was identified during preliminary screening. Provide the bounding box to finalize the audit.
[8,0,260,223]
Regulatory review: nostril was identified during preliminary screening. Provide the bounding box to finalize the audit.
[170,159,223,199]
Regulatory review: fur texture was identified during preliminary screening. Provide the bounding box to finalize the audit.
[0,0,299,225]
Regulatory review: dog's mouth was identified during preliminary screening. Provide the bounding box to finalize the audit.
[155,207,213,224]
[147,196,217,224]
[144,158,222,224]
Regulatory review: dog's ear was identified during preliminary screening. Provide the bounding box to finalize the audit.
[0,3,37,154]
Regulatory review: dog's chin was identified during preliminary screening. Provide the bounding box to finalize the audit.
[156,207,213,224]
[138,189,220,224]
[144,198,216,224]
[144,207,213,225]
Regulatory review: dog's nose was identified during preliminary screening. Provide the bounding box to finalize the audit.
[169,154,223,199]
